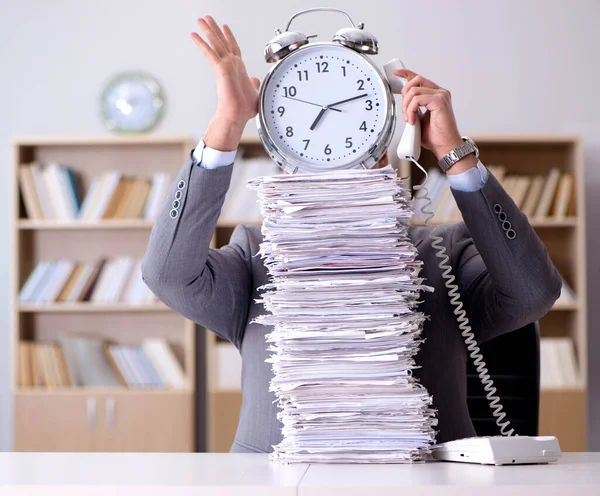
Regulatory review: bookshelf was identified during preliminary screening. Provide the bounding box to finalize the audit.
[204,135,588,453]
[12,135,196,452]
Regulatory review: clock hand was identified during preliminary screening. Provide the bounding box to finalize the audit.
[282,95,341,112]
[326,93,369,107]
[309,107,328,131]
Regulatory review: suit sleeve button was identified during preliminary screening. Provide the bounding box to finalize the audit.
[170,209,179,219]
[498,211,507,222]
[172,199,180,209]
[506,229,516,239]
[502,220,512,231]
[175,190,182,200]
[177,180,186,189]
[493,204,502,214]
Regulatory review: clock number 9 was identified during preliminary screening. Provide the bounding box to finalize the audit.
[324,144,332,155]
[277,106,285,117]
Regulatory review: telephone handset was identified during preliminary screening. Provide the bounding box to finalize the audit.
[383,59,562,464]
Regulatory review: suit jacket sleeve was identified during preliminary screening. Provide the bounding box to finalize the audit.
[141,152,253,348]
[449,170,562,343]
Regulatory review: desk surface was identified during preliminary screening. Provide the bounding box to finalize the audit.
[0,452,598,496]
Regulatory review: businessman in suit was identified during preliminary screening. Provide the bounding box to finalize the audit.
[141,17,561,453]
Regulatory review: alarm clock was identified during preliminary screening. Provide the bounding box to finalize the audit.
[100,72,164,133]
[256,8,396,174]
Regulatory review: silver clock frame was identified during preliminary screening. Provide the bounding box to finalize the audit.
[256,42,396,174]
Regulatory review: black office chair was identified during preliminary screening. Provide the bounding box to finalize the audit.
[466,322,540,437]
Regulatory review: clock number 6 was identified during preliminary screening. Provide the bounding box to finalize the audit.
[324,144,332,155]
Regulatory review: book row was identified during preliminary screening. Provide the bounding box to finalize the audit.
[19,257,156,305]
[18,337,185,389]
[540,337,582,389]
[413,166,576,223]
[19,163,172,221]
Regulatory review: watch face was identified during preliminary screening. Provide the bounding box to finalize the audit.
[258,43,394,172]
[100,73,164,133]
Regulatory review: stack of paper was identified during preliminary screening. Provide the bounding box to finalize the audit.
[248,166,437,464]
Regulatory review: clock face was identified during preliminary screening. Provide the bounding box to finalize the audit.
[259,43,393,171]
[101,73,164,133]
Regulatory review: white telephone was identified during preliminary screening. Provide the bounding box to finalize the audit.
[383,59,562,465]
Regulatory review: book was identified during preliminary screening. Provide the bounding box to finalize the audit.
[540,337,581,388]
[144,173,171,220]
[521,175,545,217]
[19,261,52,302]
[65,263,94,302]
[18,342,33,387]
[553,173,573,219]
[77,178,101,220]
[61,337,122,387]
[511,176,531,209]
[142,339,185,389]
[79,258,108,302]
[31,163,54,219]
[534,168,561,219]
[102,178,128,219]
[19,165,44,219]
[56,263,83,302]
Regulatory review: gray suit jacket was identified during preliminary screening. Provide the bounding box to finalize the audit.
[141,152,561,454]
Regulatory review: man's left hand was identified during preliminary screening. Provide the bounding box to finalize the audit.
[394,69,475,173]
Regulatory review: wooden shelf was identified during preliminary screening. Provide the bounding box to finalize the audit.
[13,136,197,453]
[409,218,578,228]
[15,388,193,395]
[12,135,194,146]
[18,303,169,313]
[18,219,155,230]
[551,302,580,311]
[216,219,262,228]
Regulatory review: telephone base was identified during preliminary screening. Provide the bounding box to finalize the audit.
[429,435,561,465]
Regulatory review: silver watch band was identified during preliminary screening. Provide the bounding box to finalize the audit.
[438,137,479,172]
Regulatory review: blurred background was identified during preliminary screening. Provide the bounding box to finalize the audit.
[1,0,599,453]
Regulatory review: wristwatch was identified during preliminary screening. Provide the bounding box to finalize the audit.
[438,136,479,172]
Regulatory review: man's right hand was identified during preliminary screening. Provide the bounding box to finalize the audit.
[191,16,260,151]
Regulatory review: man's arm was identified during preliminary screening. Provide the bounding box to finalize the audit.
[141,16,261,348]
[396,68,561,342]
[452,170,561,343]
[141,155,253,348]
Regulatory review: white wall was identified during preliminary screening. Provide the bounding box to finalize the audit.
[1,0,599,450]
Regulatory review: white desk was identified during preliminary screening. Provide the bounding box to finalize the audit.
[0,452,598,495]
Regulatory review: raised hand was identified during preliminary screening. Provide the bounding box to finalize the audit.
[191,16,259,150]
[393,69,474,172]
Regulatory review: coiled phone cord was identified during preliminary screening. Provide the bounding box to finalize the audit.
[410,158,515,437]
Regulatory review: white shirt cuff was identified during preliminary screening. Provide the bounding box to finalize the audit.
[447,160,488,192]
[193,139,237,169]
